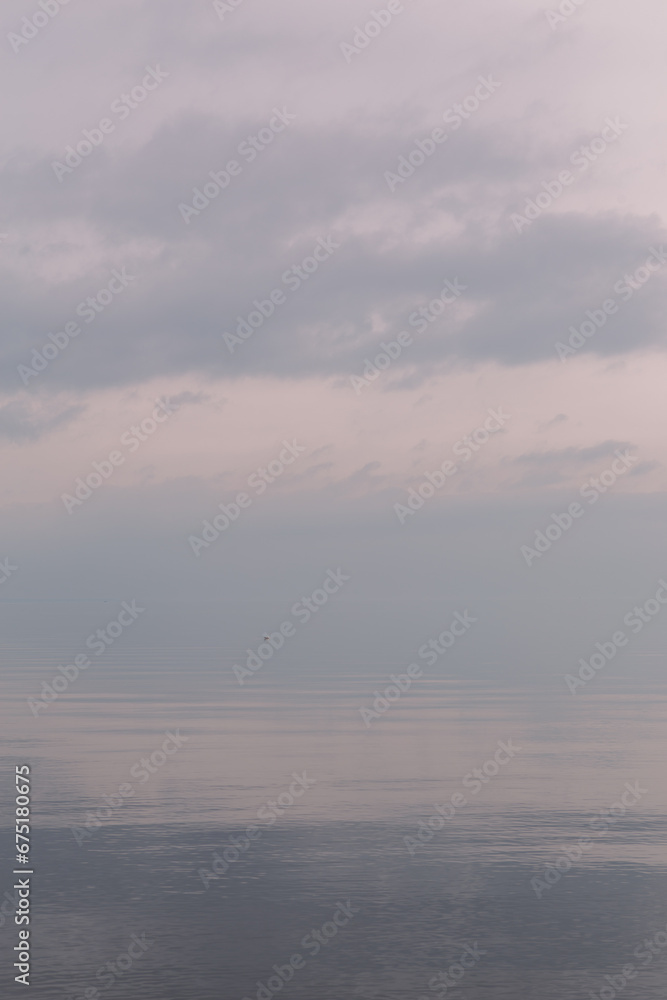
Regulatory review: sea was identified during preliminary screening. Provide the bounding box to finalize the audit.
[1,600,666,999]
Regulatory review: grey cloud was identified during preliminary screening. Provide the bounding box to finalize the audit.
[541,414,569,428]
[4,203,665,394]
[290,462,335,483]
[169,390,212,407]
[0,400,85,442]
[511,441,635,467]
[331,461,385,493]
[502,440,642,489]
[629,461,660,477]
[2,1,667,394]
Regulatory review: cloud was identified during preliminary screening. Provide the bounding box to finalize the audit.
[169,390,212,407]
[629,460,661,477]
[511,440,635,467]
[0,400,85,442]
[2,0,667,394]
[541,414,569,429]
[501,440,644,490]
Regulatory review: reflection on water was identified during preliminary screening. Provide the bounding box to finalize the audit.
[2,817,667,999]
[1,624,667,998]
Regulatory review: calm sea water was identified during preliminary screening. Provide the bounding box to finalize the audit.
[1,602,666,999]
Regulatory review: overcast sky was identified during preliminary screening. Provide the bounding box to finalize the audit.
[1,0,665,683]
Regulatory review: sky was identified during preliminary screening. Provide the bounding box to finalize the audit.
[1,0,666,682]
